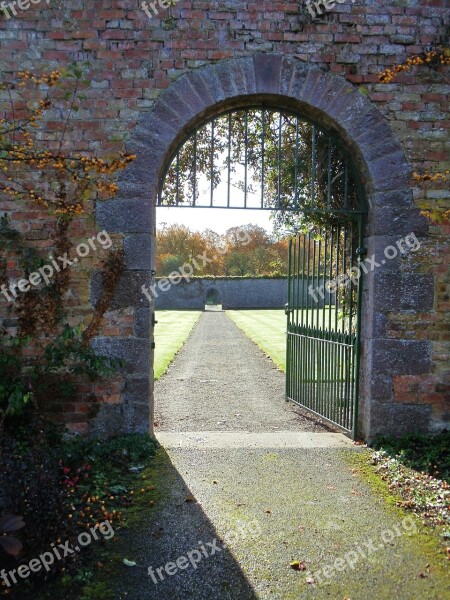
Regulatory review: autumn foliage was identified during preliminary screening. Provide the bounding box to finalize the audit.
[156,223,289,277]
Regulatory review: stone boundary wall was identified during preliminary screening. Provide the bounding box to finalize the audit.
[154,277,333,309]
[156,277,288,309]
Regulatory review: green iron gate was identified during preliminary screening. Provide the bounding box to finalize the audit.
[285,217,364,437]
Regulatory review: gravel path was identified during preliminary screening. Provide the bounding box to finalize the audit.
[113,446,448,600]
[155,311,330,433]
[110,311,449,600]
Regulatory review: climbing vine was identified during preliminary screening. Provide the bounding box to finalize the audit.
[378,47,450,225]
[377,49,450,84]
[0,65,134,421]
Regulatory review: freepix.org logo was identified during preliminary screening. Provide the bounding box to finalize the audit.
[141,0,180,20]
[0,0,50,19]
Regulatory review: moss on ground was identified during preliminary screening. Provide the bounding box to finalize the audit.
[346,448,449,570]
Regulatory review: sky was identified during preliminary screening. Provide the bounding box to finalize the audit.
[156,207,274,234]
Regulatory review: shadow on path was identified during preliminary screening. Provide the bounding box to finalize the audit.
[112,449,258,600]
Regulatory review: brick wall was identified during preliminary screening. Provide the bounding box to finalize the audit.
[0,0,448,436]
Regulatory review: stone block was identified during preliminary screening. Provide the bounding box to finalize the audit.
[134,307,151,338]
[124,234,153,270]
[91,337,150,375]
[254,53,282,94]
[96,200,152,234]
[371,339,432,376]
[373,271,434,311]
[91,270,152,309]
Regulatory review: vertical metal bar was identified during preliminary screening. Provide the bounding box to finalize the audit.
[328,226,334,333]
[227,113,232,208]
[176,151,180,206]
[306,233,312,408]
[295,238,300,404]
[244,111,248,209]
[306,233,311,330]
[315,239,321,331]
[352,214,365,439]
[294,117,299,209]
[311,238,317,412]
[193,132,197,206]
[286,237,292,401]
[261,109,265,209]
[210,120,215,207]
[327,140,332,210]
[346,220,355,428]
[321,232,327,419]
[348,221,355,337]
[316,238,322,416]
[332,223,342,421]
[327,228,334,421]
[334,225,340,334]
[311,124,316,209]
[277,112,282,209]
[322,232,327,338]
[300,234,306,329]
[342,224,348,335]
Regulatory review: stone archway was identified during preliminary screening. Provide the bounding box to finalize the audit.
[96,53,432,441]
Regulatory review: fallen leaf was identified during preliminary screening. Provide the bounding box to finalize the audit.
[290,560,307,571]
[185,494,196,502]
[123,559,137,567]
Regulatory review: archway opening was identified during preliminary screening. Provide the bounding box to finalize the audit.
[154,105,367,437]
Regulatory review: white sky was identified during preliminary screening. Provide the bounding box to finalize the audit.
[156,207,274,234]
[157,124,280,233]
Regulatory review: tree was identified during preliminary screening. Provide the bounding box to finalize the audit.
[159,108,360,234]
[155,223,290,277]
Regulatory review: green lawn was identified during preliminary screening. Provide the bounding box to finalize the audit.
[226,310,287,371]
[226,308,338,373]
[154,310,201,379]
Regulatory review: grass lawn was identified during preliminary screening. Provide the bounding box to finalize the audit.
[226,308,339,373]
[154,310,201,379]
[226,310,287,371]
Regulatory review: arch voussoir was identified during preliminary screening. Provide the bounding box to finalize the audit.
[253,53,283,94]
